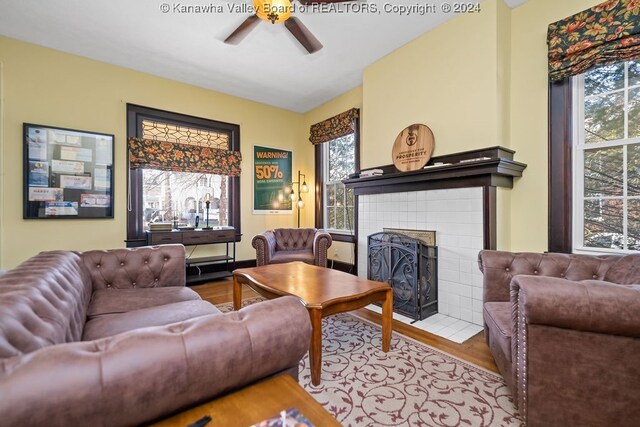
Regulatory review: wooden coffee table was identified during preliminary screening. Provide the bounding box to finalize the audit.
[233,262,393,386]
[153,374,340,426]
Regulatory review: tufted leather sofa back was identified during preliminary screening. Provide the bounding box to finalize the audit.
[0,251,92,358]
[81,244,186,290]
[274,228,316,251]
[478,250,623,302]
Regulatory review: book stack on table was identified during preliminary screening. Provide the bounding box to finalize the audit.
[250,407,313,427]
[149,223,173,232]
[360,168,383,178]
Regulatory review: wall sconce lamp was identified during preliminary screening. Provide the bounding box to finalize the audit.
[285,170,308,228]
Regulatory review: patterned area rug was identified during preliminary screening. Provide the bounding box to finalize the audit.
[217,298,523,427]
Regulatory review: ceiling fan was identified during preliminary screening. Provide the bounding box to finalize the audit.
[224,0,357,54]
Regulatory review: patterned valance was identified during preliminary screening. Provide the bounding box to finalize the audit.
[128,137,242,176]
[309,108,359,145]
[547,0,640,81]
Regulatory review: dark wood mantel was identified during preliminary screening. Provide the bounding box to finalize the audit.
[344,146,527,253]
[343,146,526,195]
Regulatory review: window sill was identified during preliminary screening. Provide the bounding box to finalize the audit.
[572,246,639,256]
[328,232,356,243]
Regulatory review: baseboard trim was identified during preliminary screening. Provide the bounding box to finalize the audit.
[330,260,356,275]
[187,259,355,284]
[234,259,257,269]
[186,259,256,285]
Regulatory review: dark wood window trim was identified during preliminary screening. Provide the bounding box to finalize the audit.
[314,117,360,244]
[483,186,497,250]
[125,104,241,246]
[548,78,573,253]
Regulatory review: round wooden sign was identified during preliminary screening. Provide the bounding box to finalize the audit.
[391,124,435,172]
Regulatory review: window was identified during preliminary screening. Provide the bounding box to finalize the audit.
[126,105,241,245]
[322,134,356,234]
[573,60,640,252]
[546,0,639,253]
[312,108,359,242]
[142,170,228,228]
[140,120,229,229]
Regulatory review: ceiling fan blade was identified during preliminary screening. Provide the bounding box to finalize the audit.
[284,17,323,54]
[224,15,260,45]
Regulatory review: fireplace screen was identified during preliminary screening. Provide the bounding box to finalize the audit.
[368,232,438,321]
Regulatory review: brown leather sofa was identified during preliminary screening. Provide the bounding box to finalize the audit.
[252,228,332,267]
[0,244,311,426]
[478,250,640,427]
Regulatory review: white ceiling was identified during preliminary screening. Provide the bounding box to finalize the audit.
[0,0,528,113]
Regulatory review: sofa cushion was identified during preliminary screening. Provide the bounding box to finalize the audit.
[87,287,202,317]
[271,250,314,264]
[82,300,221,341]
[274,228,316,251]
[81,244,187,290]
[484,301,512,361]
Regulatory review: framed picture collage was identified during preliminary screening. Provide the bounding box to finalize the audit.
[23,123,114,219]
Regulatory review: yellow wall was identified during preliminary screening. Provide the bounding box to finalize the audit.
[355,0,602,252]
[362,0,514,247]
[509,0,601,251]
[0,0,607,268]
[363,0,507,167]
[0,61,5,267]
[0,36,306,268]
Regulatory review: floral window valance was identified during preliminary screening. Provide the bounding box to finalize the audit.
[547,0,640,81]
[309,108,360,145]
[128,137,242,176]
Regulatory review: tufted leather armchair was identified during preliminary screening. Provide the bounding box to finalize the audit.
[252,228,332,267]
[478,250,640,427]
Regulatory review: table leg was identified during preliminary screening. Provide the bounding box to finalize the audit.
[233,275,242,311]
[309,309,323,386]
[381,289,393,352]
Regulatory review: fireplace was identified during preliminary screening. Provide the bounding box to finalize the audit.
[360,189,483,324]
[344,147,527,327]
[368,232,437,321]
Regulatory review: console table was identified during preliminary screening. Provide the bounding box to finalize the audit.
[145,227,237,283]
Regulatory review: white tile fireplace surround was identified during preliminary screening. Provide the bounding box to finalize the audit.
[358,188,485,343]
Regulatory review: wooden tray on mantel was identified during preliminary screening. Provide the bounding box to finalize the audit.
[343,146,527,196]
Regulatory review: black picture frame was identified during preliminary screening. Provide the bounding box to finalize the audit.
[23,123,114,219]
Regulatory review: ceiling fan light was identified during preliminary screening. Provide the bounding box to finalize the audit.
[254,0,293,24]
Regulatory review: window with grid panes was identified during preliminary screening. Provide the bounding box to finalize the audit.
[323,134,356,234]
[573,60,640,252]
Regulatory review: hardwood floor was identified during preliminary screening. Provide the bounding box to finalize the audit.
[191,278,498,373]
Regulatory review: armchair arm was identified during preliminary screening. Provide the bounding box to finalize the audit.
[252,231,277,266]
[509,276,640,425]
[313,230,333,268]
[510,275,640,337]
[81,244,187,290]
[0,296,311,427]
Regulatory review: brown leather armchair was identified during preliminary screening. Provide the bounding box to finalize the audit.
[252,228,332,267]
[478,250,640,427]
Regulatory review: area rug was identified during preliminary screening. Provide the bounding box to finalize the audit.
[217,298,523,427]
